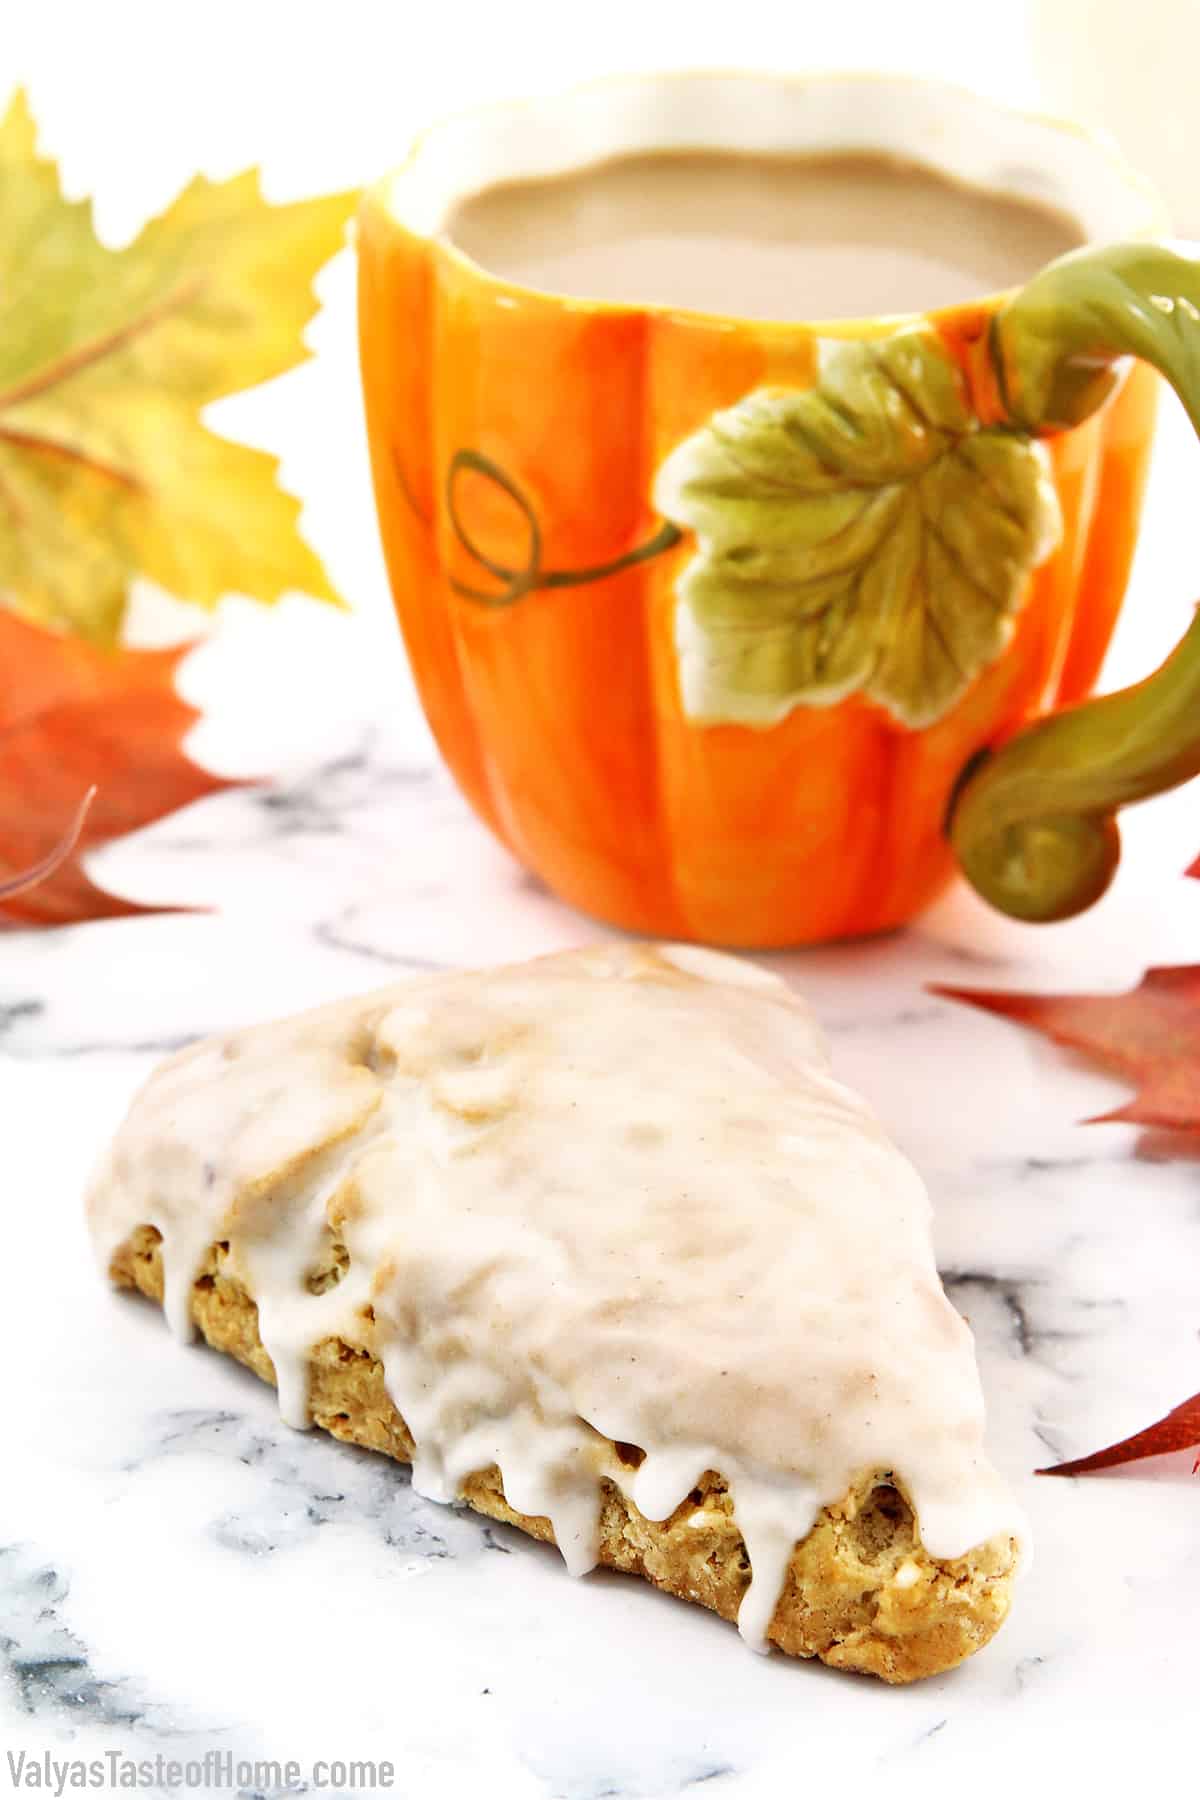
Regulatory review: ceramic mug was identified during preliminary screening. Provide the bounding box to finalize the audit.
[357,73,1200,948]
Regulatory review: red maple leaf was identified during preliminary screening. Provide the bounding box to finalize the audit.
[1038,1391,1200,1476]
[930,967,1200,1130]
[0,610,236,925]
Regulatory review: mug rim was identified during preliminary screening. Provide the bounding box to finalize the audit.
[369,68,1171,336]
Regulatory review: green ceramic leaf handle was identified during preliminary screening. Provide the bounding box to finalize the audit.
[948,242,1200,922]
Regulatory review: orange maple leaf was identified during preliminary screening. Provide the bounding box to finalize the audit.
[930,965,1200,1131]
[0,610,237,925]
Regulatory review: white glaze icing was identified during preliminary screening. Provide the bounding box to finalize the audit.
[86,943,1024,1646]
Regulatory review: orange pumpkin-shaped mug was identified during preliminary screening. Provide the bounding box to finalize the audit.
[358,73,1200,948]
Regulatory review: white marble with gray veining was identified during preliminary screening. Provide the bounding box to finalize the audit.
[3,389,1199,1800]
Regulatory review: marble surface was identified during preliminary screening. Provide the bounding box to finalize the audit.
[4,392,1200,1800]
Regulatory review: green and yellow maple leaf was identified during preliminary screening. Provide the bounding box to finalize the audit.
[0,89,355,642]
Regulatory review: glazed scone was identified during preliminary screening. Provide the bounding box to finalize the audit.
[88,942,1023,1681]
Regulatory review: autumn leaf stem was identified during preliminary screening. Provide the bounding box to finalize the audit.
[0,785,94,901]
[0,275,202,414]
[0,425,142,491]
[0,461,28,525]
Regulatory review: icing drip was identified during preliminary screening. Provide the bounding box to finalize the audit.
[86,943,1024,1648]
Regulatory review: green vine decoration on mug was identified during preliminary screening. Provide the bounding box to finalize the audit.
[446,449,681,607]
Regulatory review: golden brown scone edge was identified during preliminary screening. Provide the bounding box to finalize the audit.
[111,1226,1018,1684]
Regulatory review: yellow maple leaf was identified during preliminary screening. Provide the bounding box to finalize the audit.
[0,89,356,642]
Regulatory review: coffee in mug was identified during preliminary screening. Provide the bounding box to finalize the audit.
[447,148,1085,319]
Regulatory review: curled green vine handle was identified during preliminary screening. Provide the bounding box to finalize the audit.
[948,241,1200,922]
